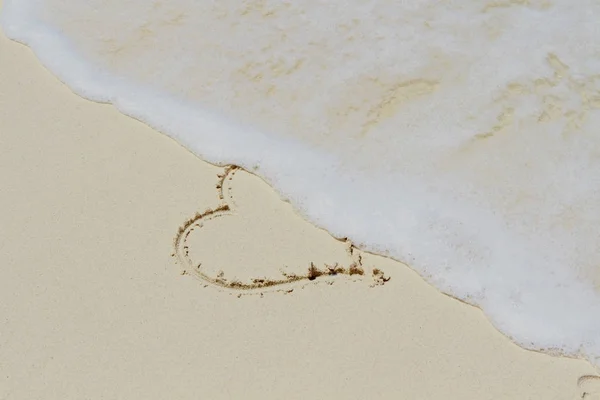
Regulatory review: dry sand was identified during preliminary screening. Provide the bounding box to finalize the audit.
[1,26,600,400]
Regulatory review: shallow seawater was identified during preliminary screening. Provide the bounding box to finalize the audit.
[2,0,600,364]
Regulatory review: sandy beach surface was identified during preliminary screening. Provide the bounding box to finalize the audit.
[1,24,600,400]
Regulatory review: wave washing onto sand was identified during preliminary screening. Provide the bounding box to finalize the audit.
[2,0,600,364]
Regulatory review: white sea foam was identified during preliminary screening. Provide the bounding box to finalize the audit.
[2,0,600,364]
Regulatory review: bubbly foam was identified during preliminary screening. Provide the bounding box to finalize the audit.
[2,0,600,364]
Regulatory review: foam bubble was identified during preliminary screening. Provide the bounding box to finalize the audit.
[2,0,600,364]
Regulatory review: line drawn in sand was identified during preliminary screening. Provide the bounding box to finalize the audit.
[173,166,389,296]
[579,375,600,399]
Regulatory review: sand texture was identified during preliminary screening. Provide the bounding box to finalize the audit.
[1,26,600,400]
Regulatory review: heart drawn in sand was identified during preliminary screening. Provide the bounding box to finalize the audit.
[173,166,389,295]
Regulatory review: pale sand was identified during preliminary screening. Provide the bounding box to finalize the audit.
[1,29,599,400]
